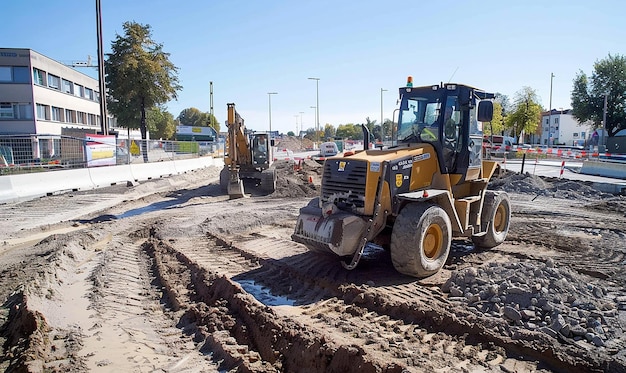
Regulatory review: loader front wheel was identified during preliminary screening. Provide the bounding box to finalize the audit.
[472,191,511,248]
[391,203,451,278]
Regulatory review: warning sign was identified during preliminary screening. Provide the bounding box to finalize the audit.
[130,140,140,156]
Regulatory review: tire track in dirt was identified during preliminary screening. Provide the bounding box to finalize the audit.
[79,224,219,372]
[148,221,585,372]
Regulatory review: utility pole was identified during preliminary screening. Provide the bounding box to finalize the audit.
[209,81,214,127]
[96,0,108,135]
[548,73,554,145]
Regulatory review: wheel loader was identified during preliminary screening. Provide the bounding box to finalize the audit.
[220,103,276,198]
[292,80,511,277]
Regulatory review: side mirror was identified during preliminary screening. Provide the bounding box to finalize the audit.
[477,101,493,122]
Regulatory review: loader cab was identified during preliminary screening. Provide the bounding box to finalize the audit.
[397,82,494,180]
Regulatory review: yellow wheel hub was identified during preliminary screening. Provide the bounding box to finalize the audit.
[423,224,443,259]
[494,203,507,232]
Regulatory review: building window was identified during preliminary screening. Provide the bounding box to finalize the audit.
[77,111,85,124]
[65,109,75,123]
[573,133,579,138]
[554,117,559,124]
[0,67,11,82]
[48,74,60,90]
[85,88,93,100]
[545,118,549,125]
[13,67,30,83]
[581,131,586,138]
[62,79,73,94]
[51,106,63,122]
[36,104,49,120]
[0,102,13,118]
[33,68,45,86]
[17,103,33,119]
[74,84,83,97]
[87,113,95,125]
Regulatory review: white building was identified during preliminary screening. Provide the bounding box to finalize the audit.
[0,48,116,136]
[537,109,591,146]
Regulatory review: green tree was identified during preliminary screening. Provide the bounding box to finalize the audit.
[505,87,542,141]
[105,21,181,162]
[571,53,626,136]
[484,102,505,136]
[287,131,295,137]
[177,108,219,132]
[147,106,176,140]
[324,123,336,140]
[336,123,358,139]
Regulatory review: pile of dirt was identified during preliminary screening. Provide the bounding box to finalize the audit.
[275,136,314,152]
[490,171,615,201]
[442,258,626,351]
[271,159,322,198]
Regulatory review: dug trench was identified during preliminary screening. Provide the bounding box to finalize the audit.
[1,162,626,372]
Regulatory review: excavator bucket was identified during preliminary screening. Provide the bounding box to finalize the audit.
[228,179,245,199]
[227,168,246,199]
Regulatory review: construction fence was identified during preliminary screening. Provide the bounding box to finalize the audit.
[0,134,222,175]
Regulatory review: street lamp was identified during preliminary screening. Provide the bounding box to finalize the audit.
[381,88,388,141]
[308,77,320,144]
[267,92,278,137]
[299,111,304,137]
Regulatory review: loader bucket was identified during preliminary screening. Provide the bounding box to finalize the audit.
[292,202,366,257]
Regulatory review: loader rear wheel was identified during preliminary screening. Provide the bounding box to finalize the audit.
[391,203,451,278]
[472,191,511,248]
[260,169,276,194]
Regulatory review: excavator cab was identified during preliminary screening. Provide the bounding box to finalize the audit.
[251,134,271,167]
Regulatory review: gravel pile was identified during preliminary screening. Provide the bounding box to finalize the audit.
[442,258,626,350]
[489,172,615,200]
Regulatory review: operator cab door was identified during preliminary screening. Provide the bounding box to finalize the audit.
[441,96,464,174]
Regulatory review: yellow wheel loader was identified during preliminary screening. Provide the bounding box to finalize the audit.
[220,103,276,198]
[292,80,511,277]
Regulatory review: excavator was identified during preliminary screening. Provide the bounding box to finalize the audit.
[220,103,276,198]
[292,79,511,277]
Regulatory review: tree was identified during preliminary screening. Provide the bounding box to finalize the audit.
[336,124,355,139]
[287,131,295,137]
[484,102,505,136]
[105,21,181,162]
[177,108,220,132]
[324,123,336,140]
[505,87,542,141]
[571,53,626,137]
[147,106,176,140]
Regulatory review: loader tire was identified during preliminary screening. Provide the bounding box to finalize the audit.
[260,169,276,194]
[391,203,451,278]
[219,166,229,192]
[472,191,511,248]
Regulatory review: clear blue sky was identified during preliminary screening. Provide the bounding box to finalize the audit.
[2,0,624,134]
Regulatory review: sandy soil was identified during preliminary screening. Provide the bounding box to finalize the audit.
[1,160,625,372]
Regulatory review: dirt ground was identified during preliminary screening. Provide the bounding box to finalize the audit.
[1,159,625,372]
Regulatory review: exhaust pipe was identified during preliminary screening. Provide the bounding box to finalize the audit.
[361,124,370,150]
